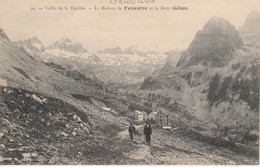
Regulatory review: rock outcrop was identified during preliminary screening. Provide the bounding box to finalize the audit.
[0,28,10,41]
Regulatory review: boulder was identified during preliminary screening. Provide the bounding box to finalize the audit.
[73,115,77,120]
[0,132,4,138]
[76,117,82,123]
[83,127,90,134]
[22,153,31,161]
[31,153,38,157]
[0,155,4,162]
[72,131,77,136]
[80,123,85,128]
[0,144,5,150]
[60,132,69,137]
[1,118,11,126]
[77,152,83,156]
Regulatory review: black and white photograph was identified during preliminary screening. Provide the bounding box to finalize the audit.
[0,0,259,165]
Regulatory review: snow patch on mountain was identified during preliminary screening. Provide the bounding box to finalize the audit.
[46,39,87,54]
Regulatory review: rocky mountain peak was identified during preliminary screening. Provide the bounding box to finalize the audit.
[0,28,10,41]
[47,39,87,54]
[61,38,72,43]
[203,16,233,33]
[202,16,243,49]
[98,45,159,57]
[239,11,260,44]
[177,16,244,68]
[125,45,158,57]
[240,11,260,31]
[245,11,260,22]
[14,36,45,55]
[30,36,42,43]
[102,47,124,54]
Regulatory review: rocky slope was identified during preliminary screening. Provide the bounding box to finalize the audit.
[152,49,182,76]
[0,86,135,165]
[140,14,259,149]
[0,28,135,164]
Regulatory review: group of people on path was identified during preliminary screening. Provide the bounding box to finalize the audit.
[128,121,152,145]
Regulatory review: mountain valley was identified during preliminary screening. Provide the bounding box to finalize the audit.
[0,11,259,165]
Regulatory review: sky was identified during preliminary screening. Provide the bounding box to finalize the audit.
[0,0,260,52]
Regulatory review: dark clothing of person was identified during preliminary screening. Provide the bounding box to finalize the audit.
[143,124,152,145]
[145,134,151,144]
[128,125,136,140]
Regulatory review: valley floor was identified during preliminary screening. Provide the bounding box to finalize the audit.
[115,124,258,165]
[1,120,258,165]
[0,86,258,165]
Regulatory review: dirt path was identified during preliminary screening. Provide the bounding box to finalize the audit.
[117,124,144,139]
[124,143,152,160]
[115,125,255,165]
[116,124,155,163]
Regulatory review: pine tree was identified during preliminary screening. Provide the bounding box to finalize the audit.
[232,77,240,93]
[217,76,232,101]
[249,78,259,111]
[240,78,250,101]
[208,73,221,106]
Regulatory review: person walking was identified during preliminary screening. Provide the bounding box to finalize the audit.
[128,123,136,141]
[143,121,152,145]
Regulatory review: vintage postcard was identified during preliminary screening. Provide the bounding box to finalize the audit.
[0,0,259,165]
